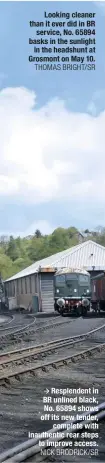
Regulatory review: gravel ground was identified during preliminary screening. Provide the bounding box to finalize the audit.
[22,320,105,355]
[0,314,105,462]
[2,314,105,354]
[0,316,10,324]
[0,350,105,462]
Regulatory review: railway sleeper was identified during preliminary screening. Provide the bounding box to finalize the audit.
[41,366,47,372]
[97,346,102,352]
[30,371,36,376]
[4,377,11,384]
[71,357,76,362]
[63,360,68,365]
[15,360,23,365]
[15,374,21,381]
[88,350,92,356]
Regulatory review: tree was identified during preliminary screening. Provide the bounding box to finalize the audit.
[12,257,32,275]
[35,229,42,238]
[1,224,105,281]
[67,227,78,239]
[0,251,13,279]
[84,229,90,234]
[6,236,21,261]
[49,228,71,254]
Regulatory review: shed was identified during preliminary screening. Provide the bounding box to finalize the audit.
[4,240,105,312]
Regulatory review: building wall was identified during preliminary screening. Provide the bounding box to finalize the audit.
[40,272,55,312]
[9,297,17,310]
[5,274,39,310]
[5,272,55,312]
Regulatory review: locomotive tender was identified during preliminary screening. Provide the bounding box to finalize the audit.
[54,268,91,316]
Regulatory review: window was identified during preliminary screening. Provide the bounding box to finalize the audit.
[7,283,10,297]
[25,277,27,294]
[9,285,11,297]
[55,275,65,284]
[29,276,32,293]
[8,283,10,297]
[66,273,78,281]
[13,282,15,297]
[21,279,23,294]
[79,274,89,284]
[17,280,19,295]
[8,282,13,297]
[35,275,37,293]
[11,282,13,297]
[10,283,12,297]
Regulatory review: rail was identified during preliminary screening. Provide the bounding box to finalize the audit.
[0,319,105,361]
[0,318,36,340]
[0,315,14,328]
[0,322,105,383]
[0,317,81,349]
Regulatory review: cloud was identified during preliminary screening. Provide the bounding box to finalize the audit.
[0,72,7,87]
[0,86,105,207]
[22,220,54,236]
[87,89,105,115]
[0,220,54,238]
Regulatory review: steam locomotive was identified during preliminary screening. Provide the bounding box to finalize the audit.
[54,268,91,316]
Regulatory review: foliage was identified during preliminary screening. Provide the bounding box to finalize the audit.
[0,226,105,280]
[0,250,13,280]
[34,229,42,238]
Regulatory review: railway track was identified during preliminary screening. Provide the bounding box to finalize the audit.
[0,318,36,346]
[1,402,105,462]
[0,323,24,333]
[0,313,102,347]
[0,315,35,334]
[30,316,76,333]
[0,319,36,337]
[0,322,105,384]
[0,316,77,348]
[0,315,14,328]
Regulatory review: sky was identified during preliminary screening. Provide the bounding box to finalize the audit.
[0,1,105,237]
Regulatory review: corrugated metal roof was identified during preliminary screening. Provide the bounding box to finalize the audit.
[5,240,105,282]
[56,268,89,275]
